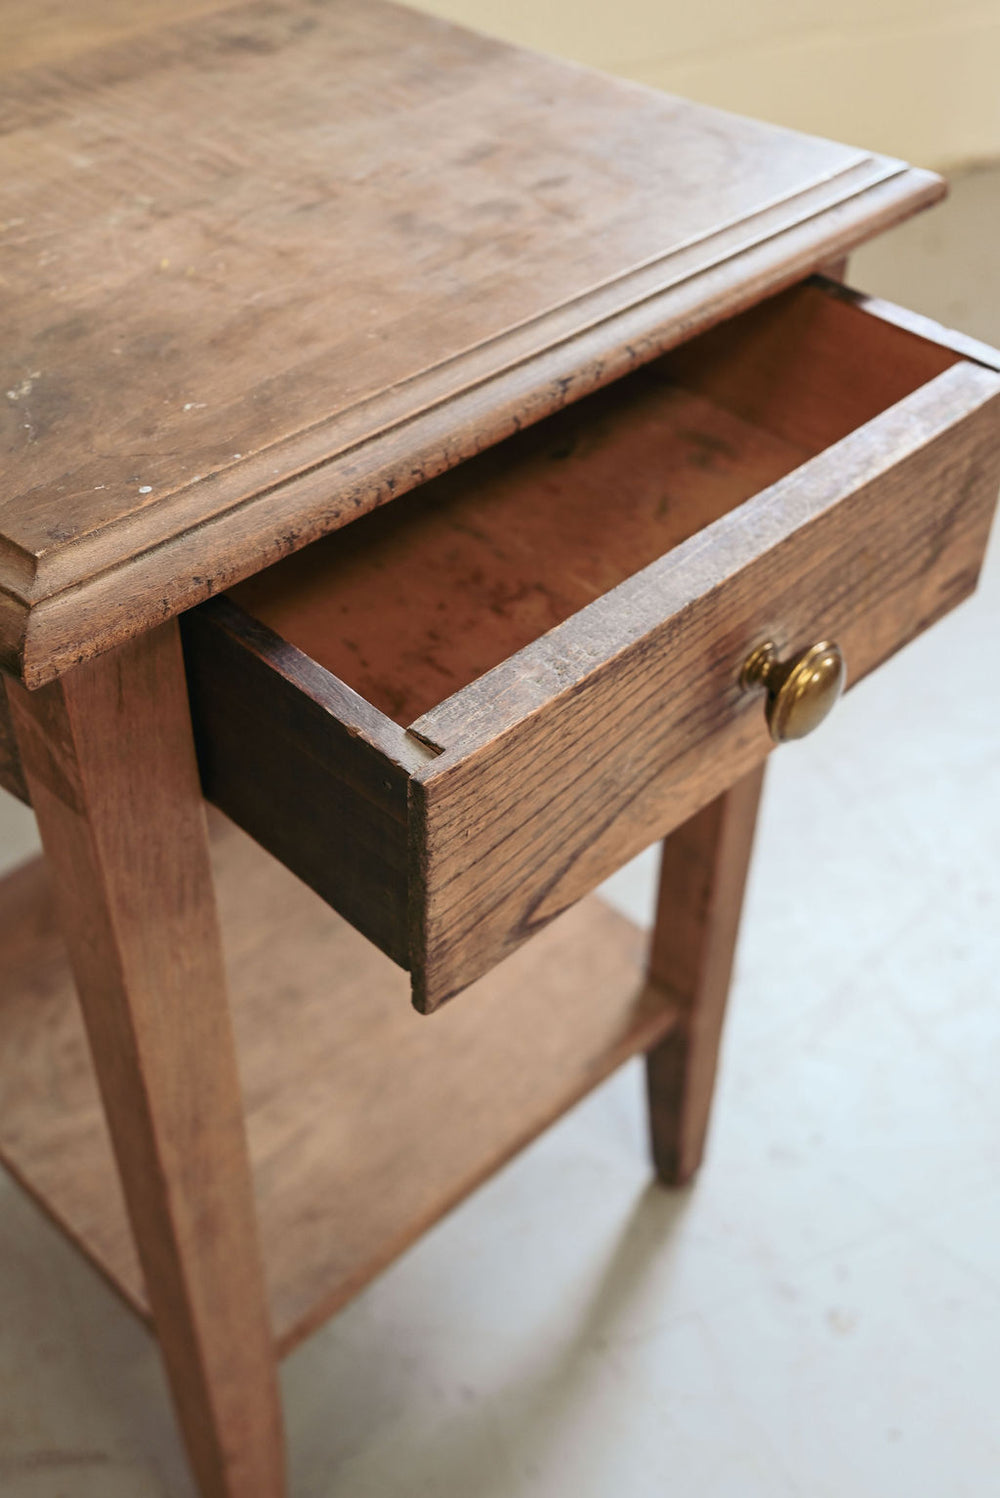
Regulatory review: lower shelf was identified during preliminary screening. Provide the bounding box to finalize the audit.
[0,814,675,1357]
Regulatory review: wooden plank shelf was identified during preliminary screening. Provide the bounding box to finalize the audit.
[0,813,674,1357]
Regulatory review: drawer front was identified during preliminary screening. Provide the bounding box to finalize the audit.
[408,360,1000,1009]
[183,284,1000,1013]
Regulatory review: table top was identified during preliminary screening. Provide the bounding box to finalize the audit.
[0,0,942,685]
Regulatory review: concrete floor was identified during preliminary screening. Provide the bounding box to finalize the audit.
[1,165,999,1497]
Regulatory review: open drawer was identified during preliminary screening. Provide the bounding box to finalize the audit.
[182,279,1000,1011]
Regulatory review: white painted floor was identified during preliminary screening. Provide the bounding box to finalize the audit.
[1,166,999,1497]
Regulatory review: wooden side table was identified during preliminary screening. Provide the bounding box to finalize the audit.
[2,4,999,1495]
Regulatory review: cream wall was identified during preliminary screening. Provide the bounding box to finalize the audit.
[418,0,1000,170]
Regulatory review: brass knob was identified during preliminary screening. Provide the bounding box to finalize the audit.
[741,639,845,742]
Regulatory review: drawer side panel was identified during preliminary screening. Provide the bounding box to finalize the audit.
[182,600,413,967]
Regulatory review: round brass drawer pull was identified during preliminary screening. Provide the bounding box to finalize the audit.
[741,639,845,742]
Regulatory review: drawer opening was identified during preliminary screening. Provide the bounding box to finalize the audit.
[230,281,961,730]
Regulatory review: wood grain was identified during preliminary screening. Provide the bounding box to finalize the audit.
[230,281,960,728]
[645,765,766,1185]
[0,0,943,685]
[232,376,811,726]
[182,597,431,966]
[0,0,230,74]
[0,676,28,803]
[6,626,285,1498]
[409,358,1000,1008]
[0,812,670,1358]
[196,283,1000,1008]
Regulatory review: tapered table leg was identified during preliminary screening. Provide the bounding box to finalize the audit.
[8,622,285,1498]
[645,764,766,1186]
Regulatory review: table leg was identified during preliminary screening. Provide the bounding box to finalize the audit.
[7,622,285,1498]
[644,763,766,1185]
